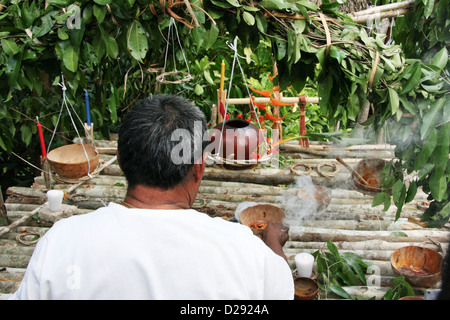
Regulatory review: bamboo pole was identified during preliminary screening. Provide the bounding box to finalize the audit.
[227,96,319,105]
[350,0,415,17]
[350,8,412,23]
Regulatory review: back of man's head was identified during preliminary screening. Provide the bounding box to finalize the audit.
[117,94,208,190]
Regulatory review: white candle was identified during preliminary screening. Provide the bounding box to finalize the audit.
[47,190,64,212]
[295,253,314,278]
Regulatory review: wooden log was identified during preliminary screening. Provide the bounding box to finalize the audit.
[0,246,35,256]
[285,240,447,252]
[287,219,418,231]
[0,254,31,268]
[288,226,450,243]
[203,166,346,186]
[280,143,394,159]
[0,267,26,294]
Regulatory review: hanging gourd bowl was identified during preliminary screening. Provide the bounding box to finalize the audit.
[208,119,270,169]
[47,144,99,179]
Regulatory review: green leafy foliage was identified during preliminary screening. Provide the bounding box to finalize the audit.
[383,276,415,300]
[313,240,371,299]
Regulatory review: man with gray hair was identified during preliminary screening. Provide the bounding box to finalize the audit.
[11,94,294,300]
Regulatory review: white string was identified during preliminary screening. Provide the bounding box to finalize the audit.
[160,17,192,82]
[215,37,270,160]
[48,76,94,178]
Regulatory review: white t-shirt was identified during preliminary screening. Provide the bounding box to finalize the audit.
[11,203,294,300]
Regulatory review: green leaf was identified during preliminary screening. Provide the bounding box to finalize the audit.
[255,12,268,33]
[399,96,416,114]
[429,172,447,201]
[32,12,55,38]
[47,0,71,5]
[242,11,255,26]
[204,24,219,50]
[439,202,450,220]
[392,179,406,220]
[329,285,352,299]
[108,93,117,123]
[400,62,422,94]
[194,83,204,95]
[372,192,391,211]
[430,122,449,197]
[388,88,399,115]
[226,0,242,7]
[431,46,448,70]
[421,99,444,140]
[405,181,418,203]
[93,0,112,5]
[318,73,333,113]
[62,43,79,72]
[57,28,69,40]
[5,55,22,88]
[203,70,214,85]
[93,4,107,23]
[418,163,434,180]
[100,27,119,59]
[414,128,437,170]
[390,231,408,237]
[127,21,148,62]
[424,0,435,18]
[327,240,340,260]
[259,0,297,11]
[329,46,347,64]
[20,124,32,146]
[1,39,19,56]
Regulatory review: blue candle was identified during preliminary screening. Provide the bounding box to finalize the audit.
[84,89,91,126]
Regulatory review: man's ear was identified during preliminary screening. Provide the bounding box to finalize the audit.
[192,153,207,182]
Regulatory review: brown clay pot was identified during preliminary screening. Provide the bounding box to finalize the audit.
[210,119,265,161]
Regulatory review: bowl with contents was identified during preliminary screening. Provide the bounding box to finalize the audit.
[238,204,285,236]
[391,246,443,288]
[352,158,388,193]
[294,277,319,300]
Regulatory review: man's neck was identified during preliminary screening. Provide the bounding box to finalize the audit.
[122,183,194,210]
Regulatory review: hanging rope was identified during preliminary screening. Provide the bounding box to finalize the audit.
[47,75,96,180]
[156,17,193,84]
[210,37,272,166]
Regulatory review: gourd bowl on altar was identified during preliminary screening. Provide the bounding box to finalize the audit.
[352,158,388,193]
[47,144,99,179]
[210,119,266,162]
[391,246,443,288]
